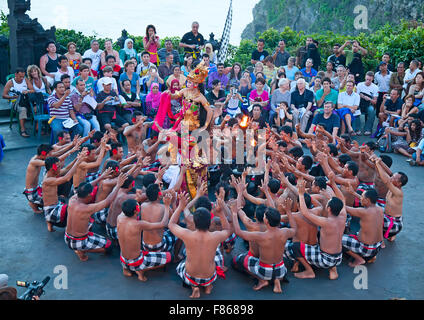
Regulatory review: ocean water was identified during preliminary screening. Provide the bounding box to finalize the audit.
[1,0,259,45]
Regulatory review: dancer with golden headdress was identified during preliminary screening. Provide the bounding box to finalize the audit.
[154,62,213,199]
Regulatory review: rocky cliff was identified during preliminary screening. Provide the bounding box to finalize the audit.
[242,0,424,39]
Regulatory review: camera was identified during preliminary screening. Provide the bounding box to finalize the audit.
[16,276,50,300]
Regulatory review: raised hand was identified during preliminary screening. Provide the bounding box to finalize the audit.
[163,192,173,207]
[297,178,306,195]
[101,167,113,179]
[117,172,129,187]
[177,192,190,210]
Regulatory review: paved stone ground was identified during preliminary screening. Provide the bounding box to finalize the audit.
[0,133,423,300]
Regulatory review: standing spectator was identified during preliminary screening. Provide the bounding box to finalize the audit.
[284,57,300,81]
[203,43,218,65]
[158,40,180,65]
[375,61,392,116]
[290,78,314,131]
[348,40,367,83]
[39,41,60,86]
[181,53,194,76]
[119,39,139,66]
[251,39,269,66]
[158,53,175,81]
[272,39,290,68]
[390,62,406,94]
[295,37,313,68]
[403,60,421,91]
[249,78,270,118]
[179,21,205,61]
[47,81,83,141]
[302,40,321,71]
[356,71,379,135]
[83,40,103,73]
[166,65,187,89]
[300,58,318,85]
[143,25,160,66]
[407,72,424,106]
[327,43,346,68]
[70,78,101,136]
[54,56,75,83]
[100,39,120,68]
[375,53,395,73]
[227,63,242,89]
[72,64,95,94]
[270,78,291,123]
[315,77,339,109]
[208,63,228,91]
[337,80,360,135]
[65,42,82,77]
[119,60,140,97]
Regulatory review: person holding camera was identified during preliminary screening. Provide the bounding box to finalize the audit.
[143,25,160,66]
[223,84,243,117]
[179,21,205,61]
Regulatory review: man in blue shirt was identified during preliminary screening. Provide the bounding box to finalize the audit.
[301,58,318,85]
[207,63,228,91]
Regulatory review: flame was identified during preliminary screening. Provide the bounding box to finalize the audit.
[251,139,257,147]
[240,115,249,128]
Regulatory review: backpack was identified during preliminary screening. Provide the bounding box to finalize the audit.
[378,133,393,153]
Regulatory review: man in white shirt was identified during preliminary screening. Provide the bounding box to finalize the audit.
[337,80,360,135]
[83,40,103,73]
[403,60,420,91]
[374,62,392,115]
[356,71,379,135]
[54,56,75,83]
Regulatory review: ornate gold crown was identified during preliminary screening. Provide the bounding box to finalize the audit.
[187,61,209,84]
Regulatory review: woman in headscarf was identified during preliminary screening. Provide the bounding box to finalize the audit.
[119,39,139,67]
[145,82,162,120]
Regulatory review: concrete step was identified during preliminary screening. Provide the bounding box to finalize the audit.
[0,122,50,152]
[0,115,15,126]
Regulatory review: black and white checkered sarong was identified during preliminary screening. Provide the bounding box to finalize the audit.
[23,185,43,206]
[242,255,287,281]
[176,260,217,287]
[85,170,100,183]
[106,223,118,240]
[92,207,108,224]
[43,200,68,227]
[142,229,176,252]
[120,251,171,272]
[64,232,111,250]
[290,241,342,268]
[383,214,403,239]
[342,234,382,258]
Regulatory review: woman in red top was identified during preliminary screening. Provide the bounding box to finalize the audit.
[143,25,160,66]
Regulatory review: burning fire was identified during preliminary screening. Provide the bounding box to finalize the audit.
[240,115,249,128]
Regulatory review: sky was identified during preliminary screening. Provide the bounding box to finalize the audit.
[1,0,260,45]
